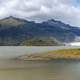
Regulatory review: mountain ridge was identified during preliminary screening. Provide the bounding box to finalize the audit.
[0,16,79,46]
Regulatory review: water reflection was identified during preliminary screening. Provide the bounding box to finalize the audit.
[0,61,80,80]
[47,62,80,80]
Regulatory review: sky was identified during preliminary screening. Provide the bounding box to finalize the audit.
[0,0,80,27]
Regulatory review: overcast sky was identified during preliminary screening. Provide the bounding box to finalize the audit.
[0,0,80,27]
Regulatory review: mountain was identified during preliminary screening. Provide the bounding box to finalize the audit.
[0,16,79,46]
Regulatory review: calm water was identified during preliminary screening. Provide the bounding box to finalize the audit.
[0,46,80,59]
[0,60,80,80]
[0,46,80,80]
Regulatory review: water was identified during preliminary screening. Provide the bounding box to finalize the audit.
[0,46,80,80]
[0,60,80,80]
[0,46,80,59]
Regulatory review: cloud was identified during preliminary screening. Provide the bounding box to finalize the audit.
[0,0,80,27]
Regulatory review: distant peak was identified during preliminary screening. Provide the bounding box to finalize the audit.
[8,16,14,18]
[45,19,70,26]
[48,19,63,23]
[4,16,20,20]
[0,16,25,25]
[48,19,56,22]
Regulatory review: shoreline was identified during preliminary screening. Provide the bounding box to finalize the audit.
[17,48,80,61]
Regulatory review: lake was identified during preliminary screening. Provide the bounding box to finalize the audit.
[0,60,80,80]
[0,46,80,80]
[0,46,80,59]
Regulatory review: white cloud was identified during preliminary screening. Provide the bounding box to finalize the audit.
[0,0,80,27]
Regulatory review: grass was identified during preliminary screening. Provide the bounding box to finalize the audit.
[48,48,80,58]
[18,48,80,61]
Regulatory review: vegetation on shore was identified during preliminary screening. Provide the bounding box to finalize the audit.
[48,48,80,58]
[18,48,80,61]
[20,37,63,46]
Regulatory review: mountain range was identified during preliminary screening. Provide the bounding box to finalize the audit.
[0,16,80,46]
